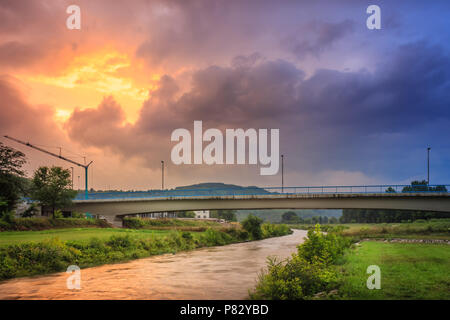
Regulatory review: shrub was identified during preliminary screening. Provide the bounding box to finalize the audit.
[122,217,146,229]
[250,256,338,300]
[250,224,351,300]
[0,217,110,231]
[0,210,15,224]
[241,215,263,240]
[262,224,292,238]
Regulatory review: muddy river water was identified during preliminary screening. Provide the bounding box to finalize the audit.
[0,229,307,300]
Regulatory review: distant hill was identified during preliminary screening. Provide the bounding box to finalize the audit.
[175,182,268,192]
[174,182,270,195]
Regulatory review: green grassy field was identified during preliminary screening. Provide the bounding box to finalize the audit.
[337,241,450,299]
[291,219,450,240]
[0,228,175,246]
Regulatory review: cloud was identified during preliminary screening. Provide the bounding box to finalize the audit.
[0,41,45,67]
[0,75,57,141]
[65,42,450,185]
[282,20,356,60]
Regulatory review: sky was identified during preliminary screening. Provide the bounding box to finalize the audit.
[0,0,449,190]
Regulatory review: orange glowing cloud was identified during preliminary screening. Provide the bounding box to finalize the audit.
[18,48,161,124]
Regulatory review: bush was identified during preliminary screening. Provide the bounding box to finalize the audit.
[122,217,146,229]
[241,215,263,240]
[0,217,110,231]
[262,224,292,238]
[21,204,38,218]
[122,217,220,229]
[250,256,338,300]
[250,224,351,300]
[0,210,15,224]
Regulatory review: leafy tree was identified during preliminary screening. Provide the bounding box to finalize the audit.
[329,217,338,224]
[0,142,28,212]
[210,209,237,221]
[31,166,77,218]
[281,211,299,223]
[402,180,448,193]
[177,211,196,218]
[0,143,26,176]
[385,187,396,193]
[402,180,429,193]
[241,214,263,240]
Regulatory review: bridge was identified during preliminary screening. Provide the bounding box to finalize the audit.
[68,184,450,225]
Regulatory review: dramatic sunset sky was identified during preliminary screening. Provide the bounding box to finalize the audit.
[1,0,449,190]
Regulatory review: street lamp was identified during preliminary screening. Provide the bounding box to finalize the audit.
[427,147,431,185]
[161,160,165,190]
[70,167,74,190]
[281,154,284,193]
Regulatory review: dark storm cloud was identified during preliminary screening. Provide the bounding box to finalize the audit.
[65,42,450,179]
[282,20,356,59]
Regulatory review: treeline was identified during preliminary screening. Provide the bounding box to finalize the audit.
[340,209,448,223]
[281,211,339,224]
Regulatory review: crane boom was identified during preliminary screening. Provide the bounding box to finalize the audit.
[3,135,93,199]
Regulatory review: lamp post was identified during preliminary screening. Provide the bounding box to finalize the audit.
[161,160,165,190]
[427,147,431,185]
[70,167,74,189]
[281,154,284,193]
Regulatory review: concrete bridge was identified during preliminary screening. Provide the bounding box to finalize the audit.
[68,185,450,225]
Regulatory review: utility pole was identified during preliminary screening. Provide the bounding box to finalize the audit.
[3,135,93,199]
[161,160,165,190]
[281,154,284,193]
[427,147,431,185]
[70,167,74,190]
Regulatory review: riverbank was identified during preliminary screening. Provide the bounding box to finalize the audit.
[290,219,450,240]
[254,221,450,300]
[0,222,291,281]
[0,230,306,299]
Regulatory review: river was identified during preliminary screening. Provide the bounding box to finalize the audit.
[0,229,307,300]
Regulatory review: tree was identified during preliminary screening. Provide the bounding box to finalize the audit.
[281,211,299,223]
[329,217,338,224]
[31,166,77,218]
[241,214,263,240]
[210,209,237,221]
[177,211,196,218]
[402,180,448,193]
[0,142,28,212]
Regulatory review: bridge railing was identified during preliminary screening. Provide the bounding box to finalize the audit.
[75,184,449,200]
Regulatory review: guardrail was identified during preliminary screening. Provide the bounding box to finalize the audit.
[74,184,450,200]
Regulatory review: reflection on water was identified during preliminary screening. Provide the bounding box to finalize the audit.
[0,230,307,300]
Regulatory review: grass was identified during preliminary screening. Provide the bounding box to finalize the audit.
[0,228,173,246]
[337,241,450,300]
[0,220,292,280]
[291,219,450,240]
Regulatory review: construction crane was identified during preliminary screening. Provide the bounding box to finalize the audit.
[3,135,93,199]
